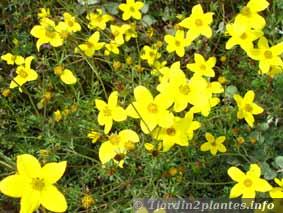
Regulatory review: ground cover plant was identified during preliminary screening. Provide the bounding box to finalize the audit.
[0,0,283,212]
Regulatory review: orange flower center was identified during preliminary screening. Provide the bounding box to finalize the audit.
[86,41,94,49]
[211,141,216,146]
[32,177,45,191]
[264,50,272,59]
[147,103,158,113]
[166,128,176,136]
[68,20,74,27]
[243,178,253,187]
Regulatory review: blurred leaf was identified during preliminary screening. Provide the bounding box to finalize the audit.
[261,162,277,180]
[275,156,283,169]
[104,2,120,15]
[224,85,238,98]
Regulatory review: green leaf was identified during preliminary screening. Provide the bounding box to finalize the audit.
[275,156,283,169]
[224,85,238,98]
[261,162,277,180]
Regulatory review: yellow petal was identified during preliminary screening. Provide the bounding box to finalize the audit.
[119,129,139,143]
[255,179,272,192]
[244,113,255,127]
[244,90,255,103]
[112,107,127,122]
[60,69,77,84]
[41,185,67,212]
[227,167,245,182]
[17,154,41,178]
[134,86,153,103]
[229,183,244,198]
[0,175,25,198]
[108,91,118,107]
[200,142,210,151]
[216,136,225,144]
[99,141,116,164]
[20,190,41,213]
[251,103,264,114]
[41,161,67,184]
[205,132,214,142]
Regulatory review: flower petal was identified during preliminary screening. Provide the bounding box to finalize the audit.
[60,69,77,85]
[17,154,41,178]
[227,167,245,182]
[41,161,67,184]
[0,175,26,198]
[41,185,67,212]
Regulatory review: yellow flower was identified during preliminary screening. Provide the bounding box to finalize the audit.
[118,0,144,21]
[228,164,272,198]
[0,154,67,213]
[1,53,24,65]
[54,110,62,122]
[87,131,101,143]
[200,133,226,155]
[30,18,64,51]
[235,0,269,30]
[81,194,95,209]
[10,56,38,91]
[269,178,283,198]
[60,69,77,85]
[164,30,189,57]
[95,91,127,134]
[54,66,77,85]
[105,41,120,55]
[140,45,161,66]
[2,88,11,97]
[157,62,191,112]
[99,129,139,167]
[178,4,214,39]
[234,90,264,127]
[265,65,283,78]
[123,24,137,42]
[126,86,174,134]
[63,12,81,33]
[225,23,263,51]
[87,9,113,30]
[187,75,223,116]
[38,8,50,19]
[78,32,105,57]
[247,37,283,74]
[186,53,216,77]
[110,25,128,46]
[155,112,200,152]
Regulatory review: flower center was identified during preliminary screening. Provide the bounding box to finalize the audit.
[264,50,272,59]
[147,103,158,113]
[195,19,203,26]
[18,68,28,78]
[129,6,136,12]
[109,135,120,145]
[243,178,253,187]
[245,104,253,112]
[86,41,94,49]
[149,51,155,57]
[211,141,217,146]
[103,107,112,116]
[175,40,181,47]
[67,20,74,27]
[45,25,56,38]
[32,177,45,191]
[179,84,190,95]
[114,153,125,161]
[200,64,206,70]
[166,128,176,136]
[240,32,248,40]
[241,7,251,17]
